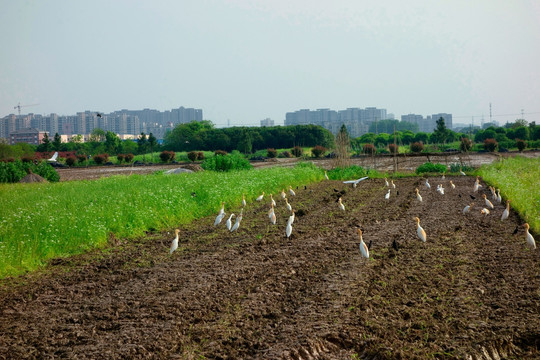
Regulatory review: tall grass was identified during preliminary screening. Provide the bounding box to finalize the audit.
[0,165,322,278]
[478,156,540,233]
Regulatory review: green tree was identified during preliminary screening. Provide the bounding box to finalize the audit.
[148,132,158,162]
[138,132,148,161]
[432,117,449,144]
[37,133,53,152]
[52,133,62,151]
[237,129,252,154]
[105,131,120,155]
[90,128,106,142]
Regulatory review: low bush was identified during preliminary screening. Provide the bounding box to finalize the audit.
[125,153,134,163]
[267,148,277,158]
[388,144,399,154]
[159,151,176,163]
[21,156,34,163]
[197,152,205,161]
[291,146,303,157]
[449,163,475,173]
[201,153,252,172]
[416,162,447,174]
[117,154,126,163]
[483,138,498,152]
[65,156,77,167]
[460,137,473,152]
[187,151,198,162]
[516,139,527,152]
[93,153,109,165]
[311,145,327,158]
[279,151,293,158]
[363,144,376,155]
[214,150,228,156]
[410,142,424,153]
[77,154,88,164]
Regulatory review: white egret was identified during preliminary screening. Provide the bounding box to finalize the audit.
[231,209,243,232]
[425,179,431,190]
[288,210,295,225]
[226,213,235,230]
[169,229,180,255]
[463,203,473,214]
[482,194,494,209]
[338,197,345,211]
[324,171,329,180]
[385,189,391,200]
[343,177,369,186]
[415,188,422,202]
[289,186,296,196]
[501,200,510,221]
[270,194,276,206]
[524,223,536,249]
[442,172,445,180]
[436,184,445,195]
[214,211,226,226]
[358,229,369,259]
[391,180,396,189]
[256,192,265,201]
[286,220,293,238]
[496,189,502,203]
[285,198,292,212]
[415,217,427,242]
[384,177,389,187]
[242,194,246,207]
[268,203,275,219]
[460,167,466,176]
[218,202,225,216]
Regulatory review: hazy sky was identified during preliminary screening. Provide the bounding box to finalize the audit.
[1,0,539,127]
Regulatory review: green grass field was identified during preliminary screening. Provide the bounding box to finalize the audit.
[0,164,323,278]
[478,156,540,232]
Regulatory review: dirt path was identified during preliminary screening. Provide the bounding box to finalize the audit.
[0,177,539,359]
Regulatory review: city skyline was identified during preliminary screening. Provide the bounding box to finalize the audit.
[1,1,539,127]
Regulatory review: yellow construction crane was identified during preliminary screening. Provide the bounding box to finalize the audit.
[14,102,39,115]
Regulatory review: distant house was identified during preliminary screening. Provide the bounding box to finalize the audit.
[9,128,48,145]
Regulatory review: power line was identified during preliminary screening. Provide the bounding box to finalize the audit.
[453,111,540,119]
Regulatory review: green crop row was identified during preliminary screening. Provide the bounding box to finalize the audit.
[0,164,323,278]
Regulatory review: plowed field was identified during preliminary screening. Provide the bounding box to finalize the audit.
[1,177,538,359]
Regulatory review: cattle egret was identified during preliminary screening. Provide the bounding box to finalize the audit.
[281,189,286,199]
[231,209,243,232]
[524,223,536,249]
[358,229,369,259]
[270,194,276,206]
[501,200,510,221]
[489,186,496,200]
[169,229,180,255]
[496,189,502,203]
[214,212,226,226]
[481,208,490,216]
[286,220,293,238]
[242,194,246,207]
[338,197,345,211]
[463,203,473,214]
[285,198,292,212]
[218,202,225,216]
[256,192,265,201]
[385,189,391,200]
[268,203,275,219]
[343,177,369,185]
[436,184,445,195]
[226,213,235,230]
[482,194,494,209]
[450,181,455,189]
[268,204,276,224]
[415,217,427,242]
[473,176,482,192]
[288,210,295,225]
[415,188,422,202]
[391,180,396,189]
[385,177,389,187]
[289,186,296,196]
[324,171,329,180]
[425,179,431,190]
[460,167,466,176]
[442,172,446,180]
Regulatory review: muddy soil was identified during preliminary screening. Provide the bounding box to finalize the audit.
[1,177,539,359]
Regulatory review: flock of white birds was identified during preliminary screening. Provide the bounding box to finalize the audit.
[169,171,537,256]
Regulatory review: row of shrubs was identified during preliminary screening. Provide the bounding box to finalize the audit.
[0,160,60,183]
[360,138,534,154]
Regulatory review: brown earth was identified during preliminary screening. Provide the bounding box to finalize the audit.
[0,177,538,359]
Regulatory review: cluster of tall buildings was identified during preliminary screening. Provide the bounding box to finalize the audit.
[284,107,452,137]
[285,107,389,137]
[0,106,203,144]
